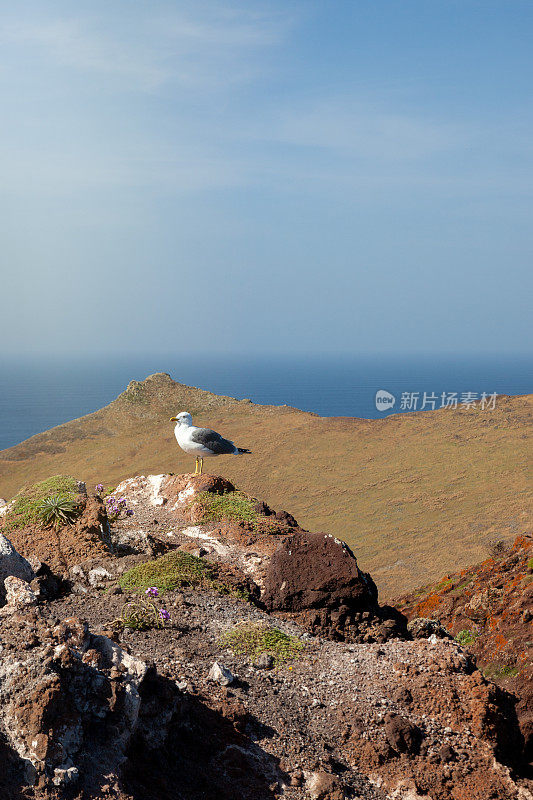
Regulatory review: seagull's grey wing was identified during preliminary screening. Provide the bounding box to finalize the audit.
[190,427,236,455]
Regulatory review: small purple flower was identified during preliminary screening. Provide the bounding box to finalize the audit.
[159,608,170,621]
[145,587,159,597]
[126,509,134,516]
[107,497,116,505]
[118,497,127,507]
[95,483,104,493]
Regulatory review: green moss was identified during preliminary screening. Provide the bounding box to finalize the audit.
[482,663,519,680]
[4,475,79,531]
[450,579,473,595]
[193,491,258,524]
[455,629,479,646]
[119,550,250,601]
[526,557,533,571]
[219,622,304,666]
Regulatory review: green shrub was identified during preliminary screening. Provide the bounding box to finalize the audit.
[193,491,258,525]
[120,598,168,631]
[120,551,211,593]
[482,663,519,680]
[455,629,479,646]
[4,475,79,530]
[219,622,304,666]
[37,493,81,529]
[119,550,250,600]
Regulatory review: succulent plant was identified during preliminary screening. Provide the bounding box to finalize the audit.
[37,493,81,529]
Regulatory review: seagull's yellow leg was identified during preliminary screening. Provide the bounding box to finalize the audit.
[199,458,203,476]
[194,458,199,475]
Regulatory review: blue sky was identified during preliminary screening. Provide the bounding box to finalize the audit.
[2,0,532,355]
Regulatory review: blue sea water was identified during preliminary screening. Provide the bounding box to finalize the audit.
[0,353,531,451]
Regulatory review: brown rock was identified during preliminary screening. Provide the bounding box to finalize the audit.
[262,531,377,612]
[383,712,422,755]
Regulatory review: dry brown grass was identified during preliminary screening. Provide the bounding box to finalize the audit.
[1,372,531,599]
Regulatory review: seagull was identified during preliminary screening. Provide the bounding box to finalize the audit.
[170,411,251,475]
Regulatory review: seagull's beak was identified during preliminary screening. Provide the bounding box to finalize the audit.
[170,417,178,422]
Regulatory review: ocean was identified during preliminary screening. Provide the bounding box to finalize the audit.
[0,353,531,451]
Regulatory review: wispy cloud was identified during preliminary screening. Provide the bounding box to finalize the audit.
[0,4,291,91]
[247,99,469,161]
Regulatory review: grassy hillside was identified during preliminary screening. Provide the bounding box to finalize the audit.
[1,372,531,599]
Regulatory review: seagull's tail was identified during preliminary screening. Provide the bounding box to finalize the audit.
[237,448,252,454]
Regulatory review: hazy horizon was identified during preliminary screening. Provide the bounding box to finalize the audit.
[2,1,532,357]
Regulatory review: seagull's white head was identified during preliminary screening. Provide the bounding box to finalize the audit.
[170,411,193,427]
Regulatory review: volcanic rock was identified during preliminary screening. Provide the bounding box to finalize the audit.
[407,618,451,640]
[0,613,149,790]
[262,531,377,612]
[0,532,34,603]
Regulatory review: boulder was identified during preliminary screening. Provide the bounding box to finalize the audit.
[0,533,34,604]
[407,618,452,640]
[262,532,377,613]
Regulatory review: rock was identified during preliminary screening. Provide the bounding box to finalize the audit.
[254,501,274,516]
[438,744,456,762]
[254,653,274,670]
[109,525,171,557]
[275,510,298,527]
[208,662,235,686]
[0,613,150,789]
[262,531,377,612]
[0,533,34,604]
[464,589,491,621]
[392,687,413,705]
[383,712,422,755]
[27,558,62,601]
[305,770,344,800]
[52,766,79,787]
[161,474,236,522]
[2,576,37,610]
[114,474,169,508]
[4,496,109,574]
[88,566,113,588]
[407,618,451,640]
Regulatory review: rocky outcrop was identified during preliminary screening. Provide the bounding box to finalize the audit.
[262,532,407,643]
[0,471,530,799]
[111,473,407,643]
[0,611,150,791]
[5,495,110,573]
[0,532,34,603]
[395,533,533,763]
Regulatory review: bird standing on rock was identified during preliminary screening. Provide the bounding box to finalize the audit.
[170,411,251,475]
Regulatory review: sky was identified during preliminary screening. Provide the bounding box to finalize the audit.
[1,0,532,356]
